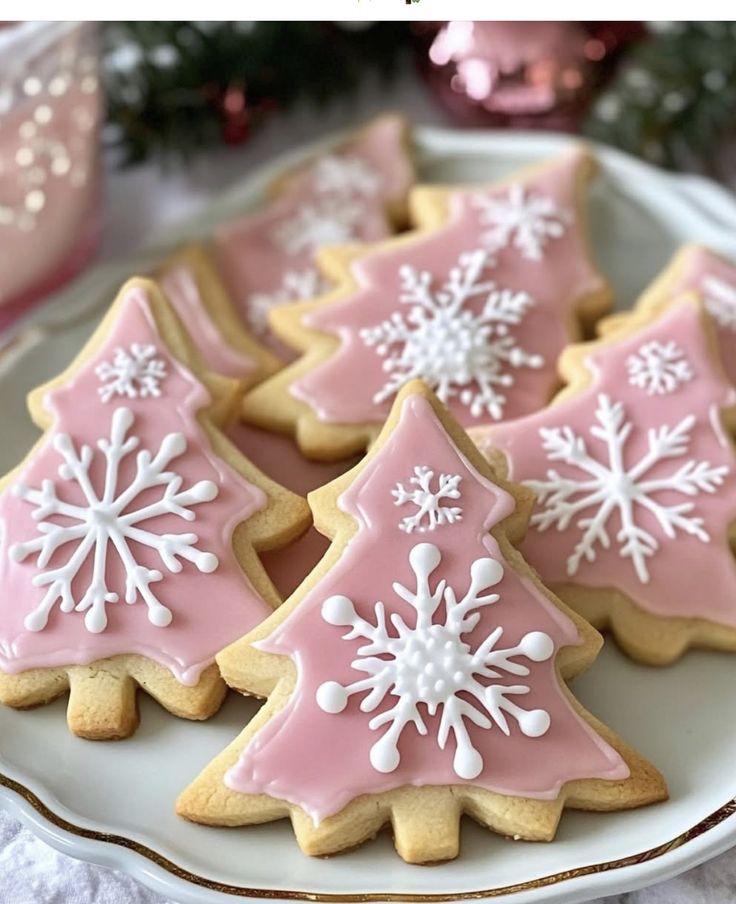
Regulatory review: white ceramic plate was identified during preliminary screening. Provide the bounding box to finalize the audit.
[2,127,736,904]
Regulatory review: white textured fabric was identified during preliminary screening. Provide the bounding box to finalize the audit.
[0,812,174,904]
[0,68,732,904]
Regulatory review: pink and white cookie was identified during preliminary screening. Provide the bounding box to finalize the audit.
[177,381,665,863]
[213,114,415,351]
[473,294,736,665]
[0,279,310,738]
[242,146,613,461]
[157,244,280,412]
[600,244,736,386]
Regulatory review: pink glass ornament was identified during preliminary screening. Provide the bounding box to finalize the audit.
[0,22,102,329]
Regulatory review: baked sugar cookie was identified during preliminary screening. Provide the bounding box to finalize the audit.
[213,113,415,346]
[0,279,310,738]
[177,381,665,864]
[600,244,736,385]
[242,146,612,461]
[473,294,736,665]
[158,244,280,409]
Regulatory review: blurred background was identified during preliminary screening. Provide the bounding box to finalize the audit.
[2,20,736,329]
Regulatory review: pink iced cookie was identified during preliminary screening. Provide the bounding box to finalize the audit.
[243,146,612,461]
[213,114,415,353]
[475,295,736,665]
[177,381,665,864]
[0,279,309,738]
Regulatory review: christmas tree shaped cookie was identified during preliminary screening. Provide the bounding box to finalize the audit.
[0,279,310,738]
[600,244,736,386]
[213,114,415,347]
[157,244,280,410]
[242,146,613,461]
[473,294,736,665]
[177,382,665,864]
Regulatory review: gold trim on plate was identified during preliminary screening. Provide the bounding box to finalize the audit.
[1,772,735,900]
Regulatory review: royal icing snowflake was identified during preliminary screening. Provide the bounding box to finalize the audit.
[625,340,693,395]
[9,407,219,634]
[526,393,729,583]
[703,274,736,331]
[315,542,554,780]
[271,197,363,256]
[392,465,462,533]
[472,183,570,262]
[96,343,167,403]
[247,268,328,336]
[313,155,380,197]
[359,249,544,420]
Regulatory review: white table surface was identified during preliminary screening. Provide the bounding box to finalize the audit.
[1,66,735,904]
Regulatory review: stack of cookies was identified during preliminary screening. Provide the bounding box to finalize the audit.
[5,114,736,865]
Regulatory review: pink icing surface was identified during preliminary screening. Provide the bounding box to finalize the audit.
[214,116,414,350]
[484,304,736,626]
[159,264,258,381]
[225,395,628,822]
[0,287,273,685]
[665,247,736,386]
[292,152,606,429]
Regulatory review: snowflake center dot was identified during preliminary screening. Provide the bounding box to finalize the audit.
[392,624,473,707]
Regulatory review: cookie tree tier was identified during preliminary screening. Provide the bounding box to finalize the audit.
[242,147,612,461]
[213,114,415,350]
[0,280,310,739]
[158,244,281,407]
[473,295,736,665]
[178,382,665,864]
[600,244,736,386]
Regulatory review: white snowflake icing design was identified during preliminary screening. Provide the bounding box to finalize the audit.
[96,343,167,403]
[625,341,693,395]
[315,542,554,780]
[703,274,736,331]
[472,184,570,261]
[526,393,729,583]
[392,466,462,533]
[8,407,219,634]
[359,249,544,419]
[247,268,328,336]
[271,197,363,255]
[313,155,380,197]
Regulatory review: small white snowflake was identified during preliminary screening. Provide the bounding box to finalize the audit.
[472,183,570,261]
[271,197,363,256]
[359,249,544,419]
[392,465,462,533]
[9,407,219,634]
[247,268,328,336]
[527,393,729,583]
[313,155,380,197]
[703,274,736,331]
[315,542,554,780]
[626,340,693,395]
[96,343,167,403]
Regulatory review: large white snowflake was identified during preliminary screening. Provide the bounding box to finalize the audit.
[625,340,693,395]
[246,268,328,336]
[703,274,736,331]
[392,465,462,533]
[313,155,380,197]
[526,393,729,583]
[271,197,363,255]
[96,343,167,403]
[359,249,544,420]
[315,542,554,780]
[8,407,219,634]
[472,183,570,261]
